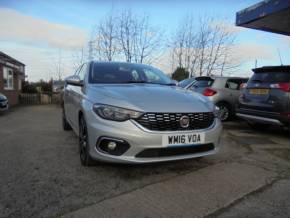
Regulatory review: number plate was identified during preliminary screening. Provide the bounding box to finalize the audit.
[162,133,205,147]
[249,89,269,95]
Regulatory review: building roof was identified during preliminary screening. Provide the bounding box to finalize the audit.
[236,0,290,36]
[0,51,25,66]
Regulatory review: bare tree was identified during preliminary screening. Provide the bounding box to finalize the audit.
[98,13,118,61]
[170,15,238,77]
[72,47,86,70]
[93,11,118,62]
[56,49,63,80]
[170,15,200,76]
[92,9,163,64]
[117,10,137,62]
[49,48,64,81]
[131,15,163,64]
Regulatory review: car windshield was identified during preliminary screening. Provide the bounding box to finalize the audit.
[178,78,195,88]
[250,72,290,83]
[192,78,214,88]
[90,62,174,85]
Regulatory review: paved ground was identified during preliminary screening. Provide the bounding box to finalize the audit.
[0,105,290,218]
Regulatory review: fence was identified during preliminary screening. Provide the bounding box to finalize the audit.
[19,93,62,105]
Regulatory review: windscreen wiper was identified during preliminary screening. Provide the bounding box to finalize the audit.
[124,81,176,86]
[164,83,176,86]
[123,80,147,83]
[251,79,263,83]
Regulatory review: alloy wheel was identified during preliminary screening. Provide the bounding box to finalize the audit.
[79,118,88,163]
[218,105,229,121]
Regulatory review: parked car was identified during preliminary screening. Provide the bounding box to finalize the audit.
[184,76,248,121]
[0,93,8,113]
[237,66,290,128]
[62,61,222,165]
[178,77,195,88]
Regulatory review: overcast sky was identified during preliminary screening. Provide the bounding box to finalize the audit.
[0,0,289,81]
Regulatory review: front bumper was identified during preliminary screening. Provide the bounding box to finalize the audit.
[85,110,223,164]
[236,108,290,127]
[0,101,8,112]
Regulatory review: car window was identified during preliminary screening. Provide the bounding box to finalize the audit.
[143,69,163,83]
[178,78,195,88]
[249,72,290,83]
[90,62,173,85]
[242,79,249,83]
[226,79,240,90]
[191,78,214,89]
[131,70,140,80]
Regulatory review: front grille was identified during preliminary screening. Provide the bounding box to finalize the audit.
[136,143,215,158]
[0,101,7,108]
[134,112,215,131]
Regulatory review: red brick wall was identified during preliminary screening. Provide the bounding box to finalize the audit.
[0,64,20,106]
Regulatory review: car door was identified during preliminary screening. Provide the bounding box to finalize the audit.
[70,63,88,129]
[225,79,244,108]
[64,66,82,126]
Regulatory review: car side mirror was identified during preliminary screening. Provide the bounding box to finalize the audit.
[66,76,83,86]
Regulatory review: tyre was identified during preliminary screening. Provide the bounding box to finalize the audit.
[79,116,94,166]
[62,109,72,131]
[216,102,233,122]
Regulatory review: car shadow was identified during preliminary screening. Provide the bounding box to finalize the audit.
[90,157,212,180]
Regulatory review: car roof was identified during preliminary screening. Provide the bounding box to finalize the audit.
[180,77,195,82]
[91,61,151,68]
[195,76,248,80]
[253,66,290,73]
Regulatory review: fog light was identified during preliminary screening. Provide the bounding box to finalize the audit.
[97,137,130,156]
[107,141,117,150]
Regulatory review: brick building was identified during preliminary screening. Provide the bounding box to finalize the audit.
[0,51,25,106]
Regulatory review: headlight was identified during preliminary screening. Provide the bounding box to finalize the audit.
[213,106,221,119]
[93,104,143,121]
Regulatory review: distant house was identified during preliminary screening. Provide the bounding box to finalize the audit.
[0,51,25,106]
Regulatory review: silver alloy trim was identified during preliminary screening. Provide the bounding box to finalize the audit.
[236,113,283,125]
[130,119,217,134]
[180,115,190,128]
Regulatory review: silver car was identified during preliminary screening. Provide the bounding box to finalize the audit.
[62,62,222,165]
[182,76,248,121]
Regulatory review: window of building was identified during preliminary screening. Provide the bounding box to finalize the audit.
[3,67,14,90]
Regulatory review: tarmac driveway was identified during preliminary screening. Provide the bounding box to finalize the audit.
[0,105,290,218]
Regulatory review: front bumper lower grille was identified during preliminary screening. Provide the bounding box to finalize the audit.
[136,143,215,158]
[134,112,215,131]
[0,101,8,108]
